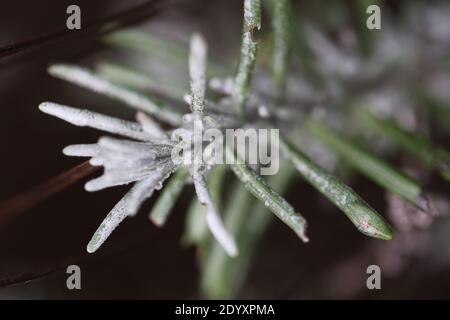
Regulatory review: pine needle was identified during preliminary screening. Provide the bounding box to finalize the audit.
[355,106,450,182]
[229,149,308,243]
[48,64,182,125]
[268,0,291,98]
[307,118,429,212]
[149,168,189,227]
[232,0,261,114]
[97,62,187,102]
[280,135,392,240]
[201,164,296,299]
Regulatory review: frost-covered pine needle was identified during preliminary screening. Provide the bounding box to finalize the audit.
[193,167,238,257]
[63,144,101,158]
[183,165,228,247]
[280,135,392,240]
[187,33,238,257]
[149,168,189,227]
[39,102,152,141]
[189,33,207,115]
[135,111,170,142]
[40,98,177,252]
[48,64,182,125]
[87,163,174,253]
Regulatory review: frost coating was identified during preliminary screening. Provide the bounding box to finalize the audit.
[189,33,207,115]
[39,102,151,141]
[48,64,182,125]
[244,0,261,32]
[135,111,169,141]
[39,25,311,258]
[87,165,173,253]
[193,165,238,257]
[187,33,238,257]
[39,98,177,252]
[63,144,101,157]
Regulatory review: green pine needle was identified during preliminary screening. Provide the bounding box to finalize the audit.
[201,181,255,299]
[307,118,429,212]
[104,29,228,77]
[149,168,189,227]
[229,160,309,242]
[269,0,291,98]
[97,62,187,103]
[201,164,297,299]
[355,106,450,182]
[280,135,392,240]
[233,0,262,115]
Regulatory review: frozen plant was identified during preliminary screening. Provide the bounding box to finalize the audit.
[34,0,450,299]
